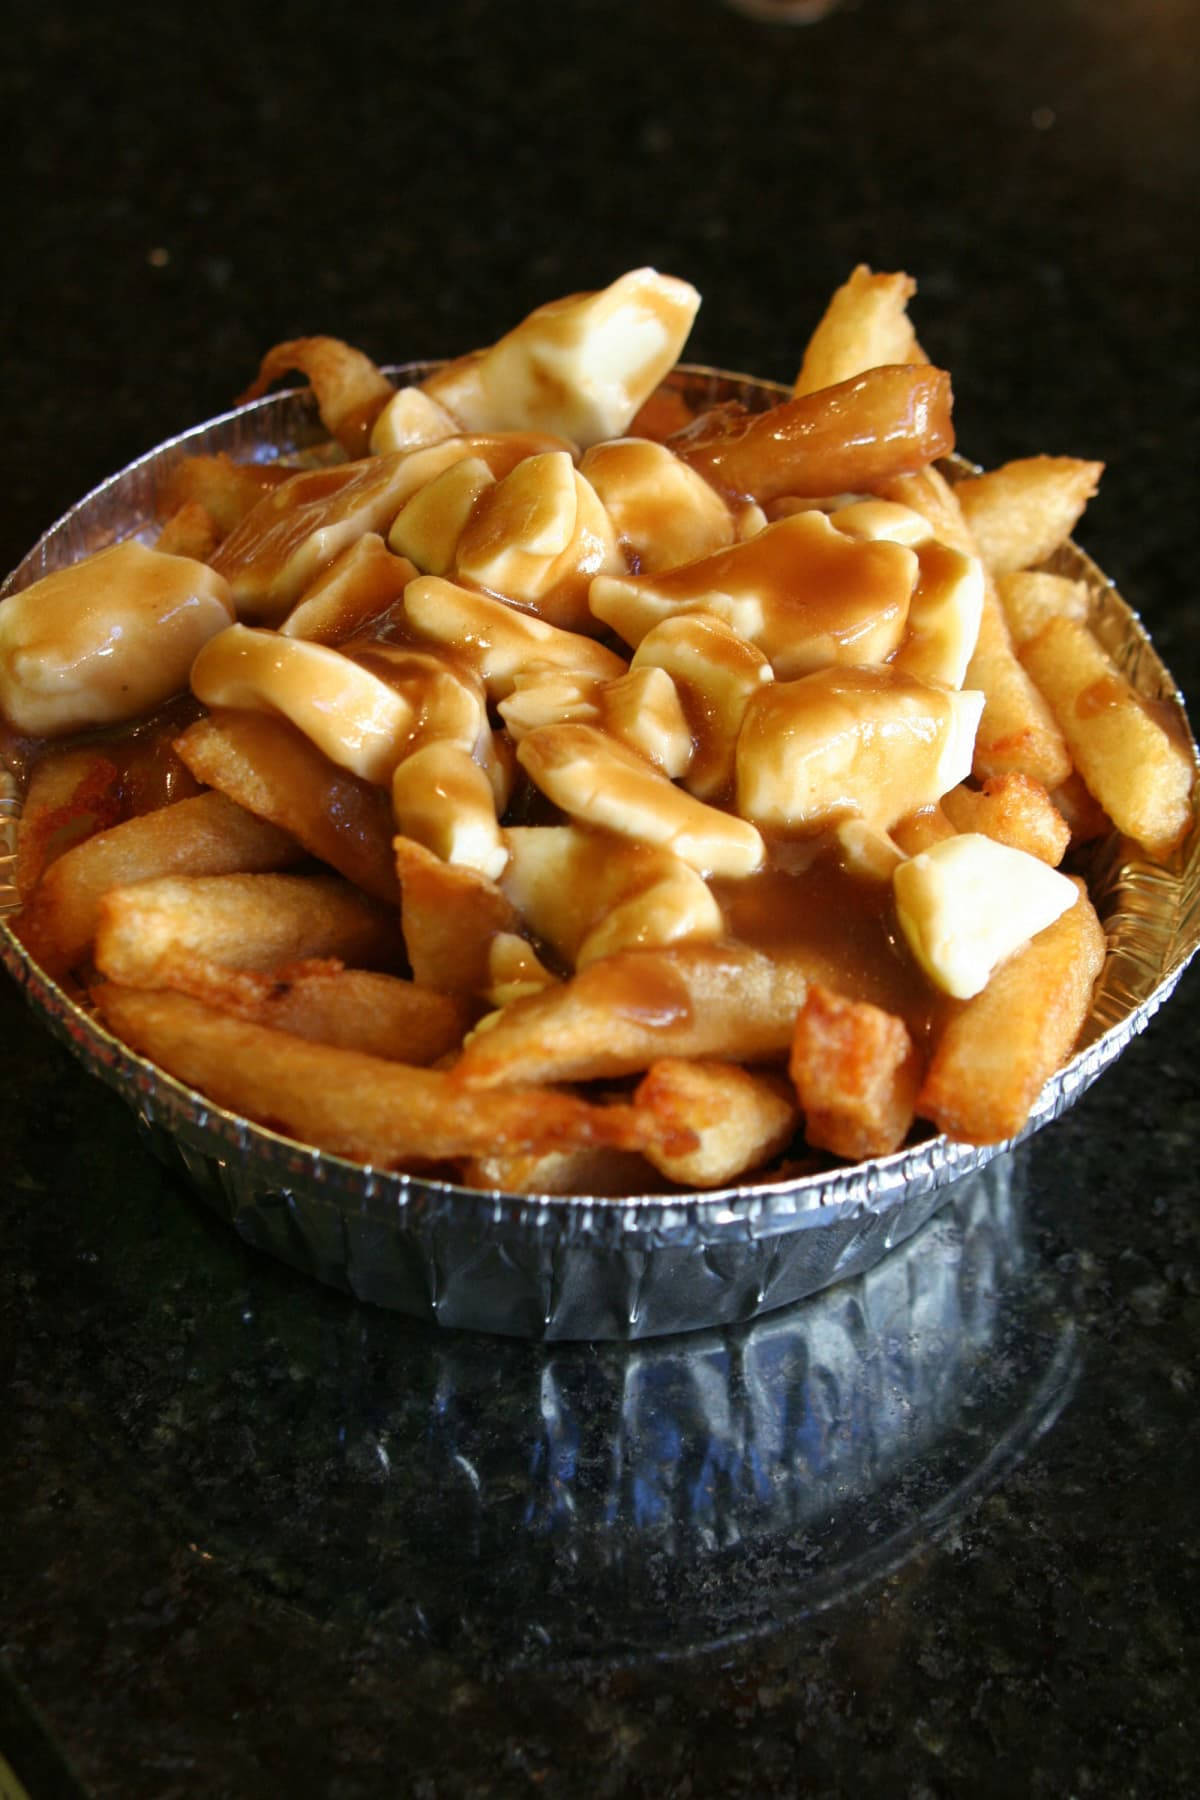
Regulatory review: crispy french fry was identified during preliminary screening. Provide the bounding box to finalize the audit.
[16,791,300,980]
[94,872,400,985]
[794,265,924,396]
[674,365,954,502]
[633,1058,798,1187]
[1051,770,1112,848]
[889,804,956,857]
[393,835,519,992]
[93,984,676,1167]
[965,578,1073,788]
[236,335,396,457]
[175,709,401,904]
[874,464,976,556]
[453,943,813,1088]
[157,452,297,538]
[994,569,1090,647]
[1020,616,1195,858]
[155,500,220,562]
[955,456,1103,575]
[789,985,921,1160]
[917,881,1106,1144]
[940,772,1071,866]
[15,748,122,899]
[109,957,474,1066]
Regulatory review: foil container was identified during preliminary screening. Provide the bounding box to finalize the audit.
[2,367,1198,1340]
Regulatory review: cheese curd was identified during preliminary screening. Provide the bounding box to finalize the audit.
[0,541,233,736]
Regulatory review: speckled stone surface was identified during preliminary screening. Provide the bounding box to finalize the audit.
[2,1,1198,1794]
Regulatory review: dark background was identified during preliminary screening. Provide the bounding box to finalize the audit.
[2,1,1198,1795]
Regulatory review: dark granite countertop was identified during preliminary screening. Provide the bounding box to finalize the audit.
[2,1,1197,1793]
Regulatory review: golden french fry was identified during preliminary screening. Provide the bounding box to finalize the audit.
[175,709,401,904]
[93,985,673,1168]
[236,335,396,457]
[15,748,122,900]
[94,872,400,986]
[1020,615,1195,858]
[155,500,220,562]
[16,791,300,980]
[889,804,956,857]
[1051,770,1112,848]
[633,1058,798,1187]
[454,943,813,1089]
[157,452,297,538]
[674,365,954,502]
[965,578,1073,788]
[917,881,1106,1144]
[393,835,519,992]
[940,772,1071,866]
[994,569,1090,647]
[789,985,921,1160]
[874,464,976,556]
[794,265,924,396]
[955,456,1103,575]
[108,956,474,1066]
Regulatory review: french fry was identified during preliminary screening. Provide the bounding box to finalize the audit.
[106,957,474,1066]
[955,456,1103,575]
[175,709,401,904]
[793,265,925,396]
[93,984,679,1167]
[393,835,519,992]
[964,578,1073,788]
[994,569,1090,647]
[875,464,976,557]
[16,791,300,980]
[675,365,954,502]
[1020,616,1196,858]
[940,772,1071,866]
[236,335,396,457]
[789,986,921,1160]
[633,1058,798,1187]
[453,943,813,1088]
[917,881,1106,1144]
[154,500,220,562]
[1051,770,1112,848]
[15,748,122,899]
[157,451,297,538]
[94,872,400,986]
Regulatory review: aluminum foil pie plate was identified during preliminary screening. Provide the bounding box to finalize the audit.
[2,367,1197,1339]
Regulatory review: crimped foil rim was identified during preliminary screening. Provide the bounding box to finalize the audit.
[1,365,1198,1258]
